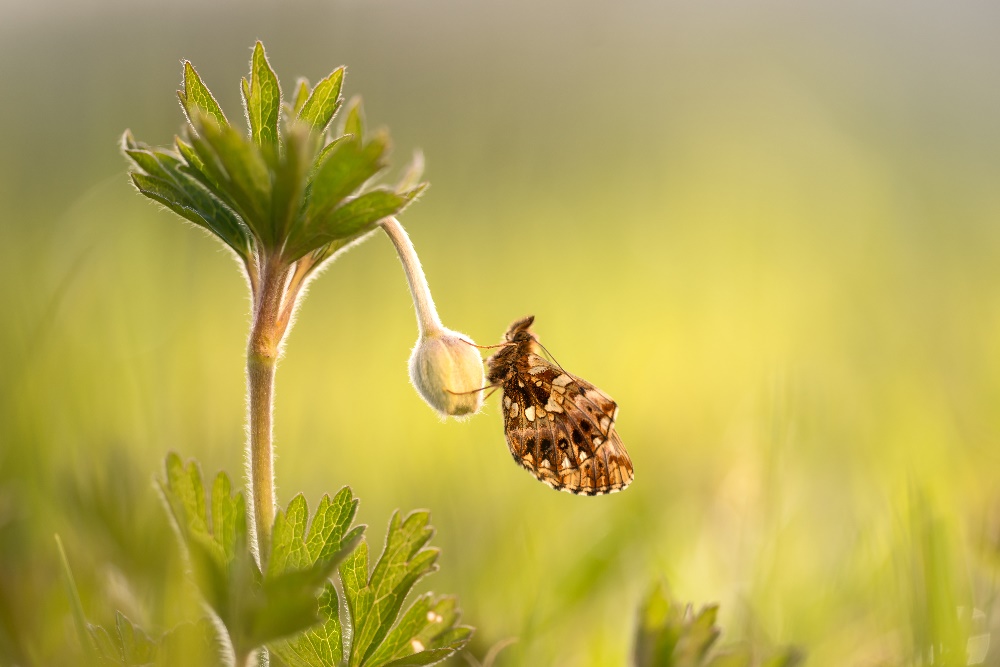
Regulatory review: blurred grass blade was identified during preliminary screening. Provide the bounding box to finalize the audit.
[55,534,96,662]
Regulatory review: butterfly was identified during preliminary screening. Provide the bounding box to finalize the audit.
[485,315,633,495]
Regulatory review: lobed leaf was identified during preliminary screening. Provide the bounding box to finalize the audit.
[273,509,470,667]
[88,612,159,666]
[244,41,281,148]
[177,61,228,129]
[298,66,345,134]
[124,133,254,262]
[264,488,366,665]
[286,185,422,262]
[345,511,438,667]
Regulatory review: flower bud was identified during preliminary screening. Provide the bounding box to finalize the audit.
[408,328,485,417]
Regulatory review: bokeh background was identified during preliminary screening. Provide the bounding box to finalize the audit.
[2,0,1000,664]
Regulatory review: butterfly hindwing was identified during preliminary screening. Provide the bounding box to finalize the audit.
[499,352,633,495]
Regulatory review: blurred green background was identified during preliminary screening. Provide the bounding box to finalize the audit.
[2,0,1000,664]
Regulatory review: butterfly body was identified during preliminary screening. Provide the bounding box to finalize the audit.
[486,316,634,495]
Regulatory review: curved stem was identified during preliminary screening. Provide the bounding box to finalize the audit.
[381,217,442,336]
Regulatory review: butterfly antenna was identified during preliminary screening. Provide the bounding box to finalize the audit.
[446,383,501,396]
[459,339,515,350]
[532,337,568,374]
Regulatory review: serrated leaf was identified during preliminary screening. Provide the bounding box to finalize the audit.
[298,66,345,134]
[86,612,159,666]
[264,489,366,666]
[345,511,439,667]
[367,595,471,667]
[177,61,228,129]
[270,583,342,667]
[245,41,281,147]
[273,509,469,667]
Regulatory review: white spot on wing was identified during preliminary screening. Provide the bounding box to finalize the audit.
[524,405,535,421]
[510,402,519,417]
[552,374,572,387]
[545,397,564,413]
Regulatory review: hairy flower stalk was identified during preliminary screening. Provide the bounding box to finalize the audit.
[381,217,485,416]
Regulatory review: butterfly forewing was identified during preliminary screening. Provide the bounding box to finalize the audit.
[488,318,633,495]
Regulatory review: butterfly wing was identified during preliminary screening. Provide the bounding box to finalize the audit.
[501,354,633,495]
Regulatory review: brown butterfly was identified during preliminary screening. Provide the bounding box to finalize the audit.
[485,315,633,495]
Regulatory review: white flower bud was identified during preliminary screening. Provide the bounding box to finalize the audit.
[409,329,485,417]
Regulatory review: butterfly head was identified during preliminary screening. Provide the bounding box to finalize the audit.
[486,315,540,383]
[503,315,536,342]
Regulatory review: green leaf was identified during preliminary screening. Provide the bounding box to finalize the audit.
[633,584,802,667]
[267,488,366,666]
[341,96,366,140]
[269,123,318,244]
[273,509,470,667]
[287,185,422,262]
[298,66,345,134]
[327,186,422,235]
[368,595,473,667]
[244,41,281,148]
[87,612,159,666]
[344,511,439,666]
[177,61,228,129]
[186,115,273,244]
[124,138,254,262]
[291,78,311,115]
[305,132,390,222]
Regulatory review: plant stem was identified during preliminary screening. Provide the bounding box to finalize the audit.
[246,255,289,567]
[381,217,442,336]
